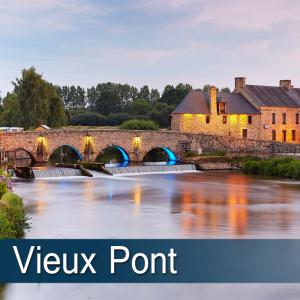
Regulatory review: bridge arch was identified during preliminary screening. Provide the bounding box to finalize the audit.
[143,147,177,165]
[7,148,36,167]
[49,144,83,163]
[95,145,130,166]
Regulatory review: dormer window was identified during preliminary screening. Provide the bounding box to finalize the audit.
[218,102,226,114]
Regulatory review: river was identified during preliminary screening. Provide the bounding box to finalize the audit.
[3,171,300,299]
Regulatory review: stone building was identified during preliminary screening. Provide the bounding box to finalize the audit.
[171,77,300,143]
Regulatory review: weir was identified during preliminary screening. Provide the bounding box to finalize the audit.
[105,164,197,175]
[32,168,83,178]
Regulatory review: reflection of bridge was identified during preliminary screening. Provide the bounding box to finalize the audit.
[0,128,295,165]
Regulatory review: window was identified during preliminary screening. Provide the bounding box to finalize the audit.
[242,129,248,139]
[218,102,226,114]
[292,130,296,141]
[272,130,276,141]
[248,115,252,124]
[223,116,227,124]
[282,130,287,142]
[272,113,276,124]
[206,115,210,124]
[282,113,286,125]
[296,113,299,125]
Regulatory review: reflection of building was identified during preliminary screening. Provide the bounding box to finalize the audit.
[171,77,300,143]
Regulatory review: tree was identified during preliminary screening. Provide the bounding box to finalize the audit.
[148,102,175,128]
[13,67,50,129]
[138,85,150,102]
[47,94,67,128]
[149,89,160,104]
[221,87,231,92]
[87,86,97,111]
[0,93,21,126]
[126,99,152,116]
[9,67,67,129]
[95,89,121,115]
[160,83,192,106]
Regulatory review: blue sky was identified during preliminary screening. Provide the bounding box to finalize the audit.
[1,0,300,96]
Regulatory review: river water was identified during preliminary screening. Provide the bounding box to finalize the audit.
[3,171,300,299]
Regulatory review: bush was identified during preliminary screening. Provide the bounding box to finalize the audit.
[70,112,107,126]
[0,192,28,239]
[1,193,28,238]
[120,119,159,130]
[242,157,300,179]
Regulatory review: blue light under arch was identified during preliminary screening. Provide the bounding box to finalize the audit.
[162,147,177,164]
[115,145,130,164]
[59,144,83,161]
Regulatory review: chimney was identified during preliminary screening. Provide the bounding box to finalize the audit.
[235,77,246,90]
[209,86,217,115]
[280,80,293,90]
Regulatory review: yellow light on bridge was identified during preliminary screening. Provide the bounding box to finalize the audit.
[133,136,141,149]
[38,136,46,144]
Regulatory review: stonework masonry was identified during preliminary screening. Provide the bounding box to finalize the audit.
[0,129,299,163]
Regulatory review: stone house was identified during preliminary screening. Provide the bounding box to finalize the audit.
[171,77,300,143]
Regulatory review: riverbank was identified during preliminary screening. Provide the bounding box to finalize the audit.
[0,170,28,239]
[242,157,300,179]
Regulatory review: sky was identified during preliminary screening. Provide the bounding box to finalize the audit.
[1,0,300,96]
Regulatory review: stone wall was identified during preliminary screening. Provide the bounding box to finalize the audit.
[0,129,299,163]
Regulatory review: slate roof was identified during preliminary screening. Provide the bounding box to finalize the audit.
[173,90,260,114]
[243,85,300,107]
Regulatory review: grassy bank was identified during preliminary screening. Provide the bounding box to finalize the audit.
[0,170,28,239]
[242,157,300,179]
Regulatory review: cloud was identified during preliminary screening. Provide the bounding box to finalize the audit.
[0,0,106,33]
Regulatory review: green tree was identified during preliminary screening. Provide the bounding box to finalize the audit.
[0,93,21,126]
[95,89,121,115]
[221,87,231,92]
[13,67,50,129]
[11,67,67,129]
[138,85,150,102]
[149,89,160,104]
[126,99,152,116]
[160,83,192,106]
[47,94,67,128]
[148,102,175,128]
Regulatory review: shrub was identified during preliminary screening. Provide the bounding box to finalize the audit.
[0,193,28,238]
[120,119,159,130]
[241,157,300,179]
[70,112,107,126]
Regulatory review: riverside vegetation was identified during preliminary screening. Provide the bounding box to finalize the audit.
[0,170,28,239]
[242,157,300,179]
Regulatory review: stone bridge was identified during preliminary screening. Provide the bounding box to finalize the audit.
[0,129,299,164]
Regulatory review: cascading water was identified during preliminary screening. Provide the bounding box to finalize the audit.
[105,164,197,175]
[33,168,82,178]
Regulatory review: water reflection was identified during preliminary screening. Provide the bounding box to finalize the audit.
[13,171,300,239]
[7,172,300,300]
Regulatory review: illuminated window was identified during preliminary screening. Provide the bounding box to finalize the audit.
[282,113,286,125]
[206,115,210,124]
[248,116,252,124]
[223,116,227,124]
[218,102,226,114]
[242,129,248,138]
[292,130,296,141]
[272,130,276,141]
[272,113,276,124]
[282,130,287,142]
[296,113,299,125]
